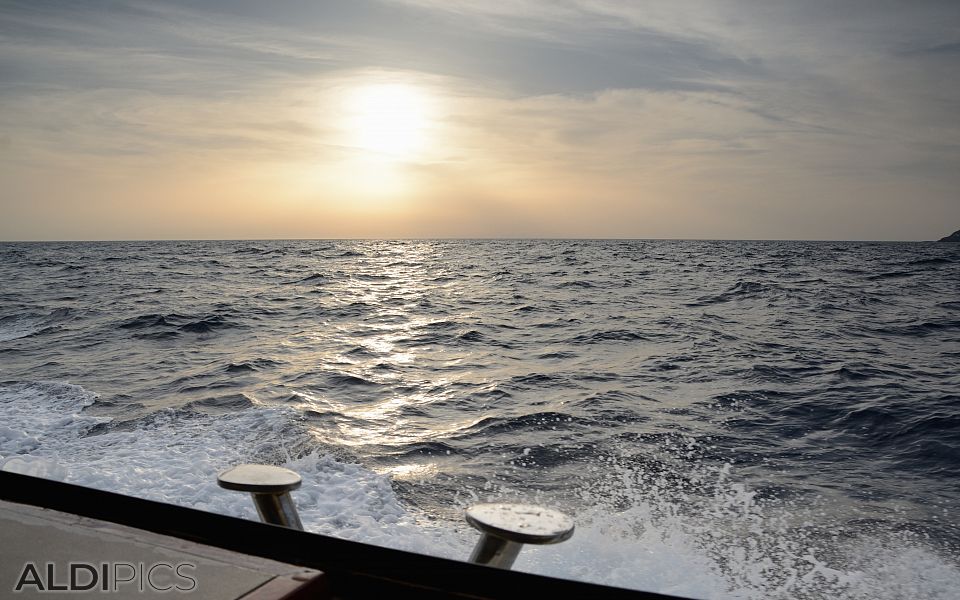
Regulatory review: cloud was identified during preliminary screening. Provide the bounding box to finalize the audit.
[1,0,958,240]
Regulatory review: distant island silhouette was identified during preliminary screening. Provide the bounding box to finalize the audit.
[938,230,960,242]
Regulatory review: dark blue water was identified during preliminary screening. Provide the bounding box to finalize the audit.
[1,240,958,598]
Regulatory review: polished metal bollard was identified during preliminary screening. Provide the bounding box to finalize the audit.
[465,503,574,569]
[217,464,304,530]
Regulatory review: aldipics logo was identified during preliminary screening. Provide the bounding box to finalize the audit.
[13,562,197,593]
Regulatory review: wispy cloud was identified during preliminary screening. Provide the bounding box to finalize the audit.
[1,0,958,240]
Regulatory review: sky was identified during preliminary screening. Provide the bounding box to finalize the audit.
[1,0,958,240]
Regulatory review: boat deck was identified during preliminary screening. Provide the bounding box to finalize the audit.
[0,499,326,599]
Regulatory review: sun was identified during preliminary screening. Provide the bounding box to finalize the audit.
[347,84,430,158]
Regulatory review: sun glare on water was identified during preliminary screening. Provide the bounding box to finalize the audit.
[347,83,431,158]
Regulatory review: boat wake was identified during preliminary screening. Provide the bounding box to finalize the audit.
[1,380,957,599]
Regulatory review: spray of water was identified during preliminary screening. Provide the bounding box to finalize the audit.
[1,382,957,599]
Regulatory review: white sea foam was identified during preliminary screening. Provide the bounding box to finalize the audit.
[1,380,958,599]
[0,381,470,558]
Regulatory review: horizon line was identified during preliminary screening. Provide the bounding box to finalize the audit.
[0,236,949,243]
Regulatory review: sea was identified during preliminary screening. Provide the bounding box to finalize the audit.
[0,239,957,599]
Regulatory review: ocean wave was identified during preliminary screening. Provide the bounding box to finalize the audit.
[386,441,460,459]
[867,270,917,280]
[224,358,282,373]
[531,317,583,329]
[905,257,953,267]
[536,350,578,359]
[291,272,328,284]
[747,364,825,382]
[134,330,180,340]
[569,329,649,343]
[323,301,371,319]
[831,364,906,381]
[232,246,285,255]
[513,304,541,313]
[455,411,583,438]
[118,313,182,329]
[879,320,960,337]
[178,315,240,333]
[182,393,255,413]
[462,385,513,402]
[686,280,778,306]
[508,372,564,387]
[326,373,379,387]
[0,308,73,342]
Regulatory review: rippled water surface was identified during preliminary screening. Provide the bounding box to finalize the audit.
[1,240,958,598]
